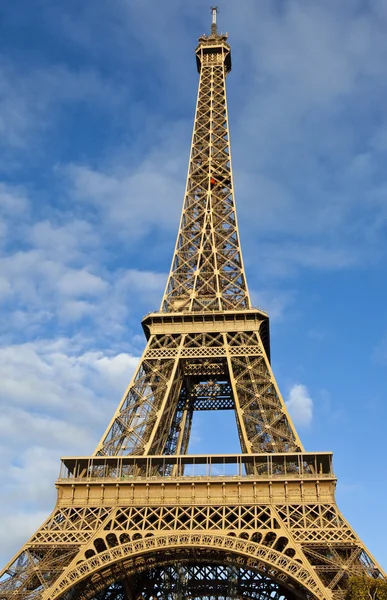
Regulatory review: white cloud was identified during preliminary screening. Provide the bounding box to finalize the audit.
[0,210,166,335]
[258,242,361,278]
[222,2,387,277]
[58,299,95,322]
[0,276,11,300]
[0,183,29,216]
[0,249,106,328]
[0,338,139,566]
[65,158,183,240]
[0,58,126,152]
[90,351,139,382]
[285,384,313,428]
[0,340,138,416]
[250,289,296,322]
[0,510,50,565]
[120,269,166,292]
[0,220,7,243]
[57,269,108,297]
[29,220,98,261]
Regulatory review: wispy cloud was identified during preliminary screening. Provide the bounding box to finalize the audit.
[0,59,126,158]
[250,288,296,321]
[0,337,139,564]
[0,180,166,341]
[286,384,313,428]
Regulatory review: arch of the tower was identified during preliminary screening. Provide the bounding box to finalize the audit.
[50,534,329,600]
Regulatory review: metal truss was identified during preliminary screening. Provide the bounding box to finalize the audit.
[0,9,385,600]
[0,455,383,600]
[94,328,302,457]
[87,563,303,600]
[161,17,248,313]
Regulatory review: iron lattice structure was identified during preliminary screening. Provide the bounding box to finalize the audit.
[0,10,385,600]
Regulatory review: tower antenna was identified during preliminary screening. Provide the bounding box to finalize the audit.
[211,5,218,34]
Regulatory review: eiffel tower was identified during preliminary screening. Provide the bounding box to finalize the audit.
[0,8,385,600]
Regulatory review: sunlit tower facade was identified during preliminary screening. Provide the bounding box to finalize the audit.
[0,9,385,600]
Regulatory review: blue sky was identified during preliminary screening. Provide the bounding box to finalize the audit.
[1,0,387,572]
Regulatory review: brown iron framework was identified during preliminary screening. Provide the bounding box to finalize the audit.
[0,8,385,600]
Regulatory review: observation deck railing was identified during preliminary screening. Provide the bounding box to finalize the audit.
[58,452,334,483]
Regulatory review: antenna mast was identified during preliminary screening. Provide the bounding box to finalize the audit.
[211,6,218,34]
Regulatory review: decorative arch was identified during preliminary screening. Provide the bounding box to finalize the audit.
[46,533,331,600]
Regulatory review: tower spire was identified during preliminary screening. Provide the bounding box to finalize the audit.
[211,5,218,34]
[162,11,241,313]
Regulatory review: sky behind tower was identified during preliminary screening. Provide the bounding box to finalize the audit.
[0,0,387,570]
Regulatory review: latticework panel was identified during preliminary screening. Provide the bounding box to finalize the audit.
[0,547,79,600]
[96,357,181,457]
[95,328,301,458]
[45,534,329,600]
[0,506,114,598]
[86,563,302,600]
[103,504,279,535]
[229,352,300,453]
[276,505,357,543]
[275,504,381,595]
[1,497,380,600]
[56,542,321,600]
[161,39,249,313]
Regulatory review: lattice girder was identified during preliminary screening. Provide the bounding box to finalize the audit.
[162,32,249,313]
[94,316,301,457]
[1,457,384,599]
[125,563,300,600]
